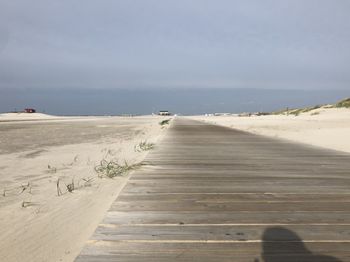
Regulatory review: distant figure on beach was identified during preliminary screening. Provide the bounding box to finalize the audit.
[259,227,342,262]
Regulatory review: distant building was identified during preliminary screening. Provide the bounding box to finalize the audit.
[159,110,171,116]
[24,108,36,113]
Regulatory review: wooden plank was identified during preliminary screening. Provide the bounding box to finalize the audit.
[91,225,350,241]
[117,193,350,202]
[102,211,350,225]
[110,200,350,212]
[130,172,350,180]
[76,242,350,262]
[121,184,350,194]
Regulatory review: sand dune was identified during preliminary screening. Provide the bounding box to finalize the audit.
[190,107,350,154]
[0,112,59,121]
[0,116,170,262]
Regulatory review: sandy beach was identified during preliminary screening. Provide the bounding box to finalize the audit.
[1,105,350,261]
[0,114,170,262]
[190,106,350,154]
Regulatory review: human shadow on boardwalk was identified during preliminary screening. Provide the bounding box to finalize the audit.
[257,227,342,262]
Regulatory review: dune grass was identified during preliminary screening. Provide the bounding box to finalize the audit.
[134,141,155,152]
[94,159,140,178]
[159,119,171,126]
[272,98,350,116]
[334,98,350,108]
[273,105,322,116]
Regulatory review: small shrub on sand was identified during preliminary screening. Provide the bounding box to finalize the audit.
[159,119,171,126]
[134,141,155,152]
[94,160,140,178]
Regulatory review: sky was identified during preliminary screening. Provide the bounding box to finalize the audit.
[0,0,350,115]
[0,1,349,114]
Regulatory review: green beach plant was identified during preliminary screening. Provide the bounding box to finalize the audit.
[334,98,350,108]
[134,141,155,152]
[94,159,140,178]
[274,105,322,116]
[159,119,171,126]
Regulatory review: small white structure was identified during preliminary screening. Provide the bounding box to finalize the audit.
[159,110,171,116]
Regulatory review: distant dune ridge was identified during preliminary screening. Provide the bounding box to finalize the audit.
[0,112,58,121]
[270,97,350,116]
[190,97,350,154]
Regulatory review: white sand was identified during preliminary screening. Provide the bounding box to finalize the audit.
[0,112,59,121]
[0,116,171,262]
[190,107,350,153]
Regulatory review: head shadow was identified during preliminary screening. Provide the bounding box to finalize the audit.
[257,227,342,262]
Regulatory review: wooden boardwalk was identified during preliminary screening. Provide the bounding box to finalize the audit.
[76,118,350,262]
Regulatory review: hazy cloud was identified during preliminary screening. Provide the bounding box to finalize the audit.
[1,0,350,89]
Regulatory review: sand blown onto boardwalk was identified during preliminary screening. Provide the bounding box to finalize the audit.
[0,115,169,262]
[190,107,350,153]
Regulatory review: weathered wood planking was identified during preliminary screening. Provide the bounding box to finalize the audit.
[75,118,350,262]
[77,242,350,262]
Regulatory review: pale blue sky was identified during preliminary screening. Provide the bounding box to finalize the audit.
[1,0,350,90]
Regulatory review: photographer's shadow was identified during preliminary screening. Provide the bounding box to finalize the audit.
[258,227,342,262]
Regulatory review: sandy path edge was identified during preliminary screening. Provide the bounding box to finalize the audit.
[188,108,350,154]
[0,116,171,262]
